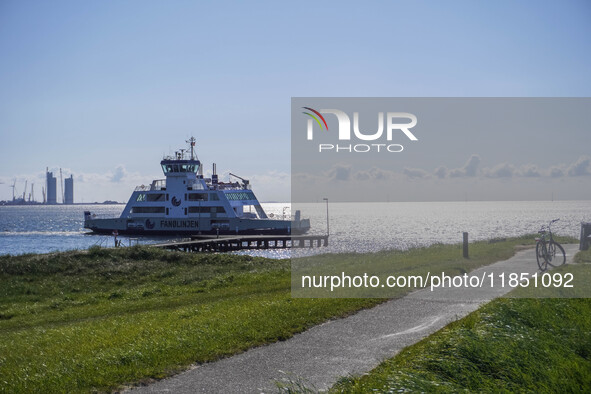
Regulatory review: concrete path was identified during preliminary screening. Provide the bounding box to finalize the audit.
[131,244,579,393]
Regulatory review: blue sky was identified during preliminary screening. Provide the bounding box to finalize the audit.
[1,0,590,202]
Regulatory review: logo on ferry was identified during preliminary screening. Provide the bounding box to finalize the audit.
[145,219,155,229]
[171,196,181,207]
[303,107,418,153]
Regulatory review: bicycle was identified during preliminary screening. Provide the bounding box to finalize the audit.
[535,218,566,272]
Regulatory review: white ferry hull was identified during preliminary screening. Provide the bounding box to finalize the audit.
[84,216,310,236]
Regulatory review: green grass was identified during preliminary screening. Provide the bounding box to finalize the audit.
[575,247,591,264]
[0,246,377,392]
[330,247,591,393]
[0,236,578,392]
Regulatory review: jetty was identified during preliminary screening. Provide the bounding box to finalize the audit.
[151,234,328,253]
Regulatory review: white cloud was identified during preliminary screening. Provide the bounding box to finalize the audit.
[567,156,591,176]
[327,164,352,181]
[368,167,393,181]
[484,162,515,178]
[434,166,447,179]
[519,164,541,177]
[449,154,481,177]
[355,171,371,181]
[403,167,431,179]
[110,165,127,183]
[549,166,565,178]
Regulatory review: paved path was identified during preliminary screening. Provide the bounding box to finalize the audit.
[131,244,579,393]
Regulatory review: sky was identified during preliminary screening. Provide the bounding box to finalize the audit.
[0,0,590,203]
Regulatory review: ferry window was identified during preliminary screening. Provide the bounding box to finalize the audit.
[225,191,255,201]
[136,193,147,202]
[131,206,165,214]
[166,208,169,215]
[188,206,225,214]
[210,193,219,201]
[146,193,165,202]
[188,193,208,201]
[166,165,173,173]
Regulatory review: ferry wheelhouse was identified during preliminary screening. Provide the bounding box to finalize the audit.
[84,138,310,235]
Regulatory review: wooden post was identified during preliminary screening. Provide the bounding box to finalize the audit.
[580,223,591,251]
[463,232,469,258]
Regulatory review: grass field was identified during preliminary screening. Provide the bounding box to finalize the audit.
[0,247,379,392]
[0,236,579,392]
[330,247,591,393]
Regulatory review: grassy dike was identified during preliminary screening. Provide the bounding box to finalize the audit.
[0,236,577,392]
[330,248,591,393]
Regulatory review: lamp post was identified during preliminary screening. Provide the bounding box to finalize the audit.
[322,198,329,236]
[198,198,202,234]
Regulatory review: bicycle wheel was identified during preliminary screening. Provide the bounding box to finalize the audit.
[547,241,566,267]
[536,241,548,271]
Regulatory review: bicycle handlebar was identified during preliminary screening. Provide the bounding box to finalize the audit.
[537,219,559,237]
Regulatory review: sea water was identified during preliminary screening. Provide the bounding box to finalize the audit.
[0,201,589,257]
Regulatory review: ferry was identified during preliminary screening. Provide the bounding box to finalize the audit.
[84,138,310,236]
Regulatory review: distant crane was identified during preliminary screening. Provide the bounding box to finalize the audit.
[23,180,27,201]
[42,186,46,204]
[30,183,34,202]
[229,173,250,188]
[10,179,16,201]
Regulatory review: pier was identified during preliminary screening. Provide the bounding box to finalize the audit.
[151,234,328,253]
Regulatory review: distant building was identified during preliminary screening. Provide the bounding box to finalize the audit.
[64,175,74,204]
[46,170,57,204]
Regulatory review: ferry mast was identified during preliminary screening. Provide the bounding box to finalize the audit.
[187,137,197,160]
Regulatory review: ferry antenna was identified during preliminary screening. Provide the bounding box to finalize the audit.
[186,137,197,160]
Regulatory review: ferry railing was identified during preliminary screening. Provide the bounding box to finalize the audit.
[187,179,206,190]
[209,182,251,191]
[86,212,119,219]
[151,179,166,190]
[135,179,166,191]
